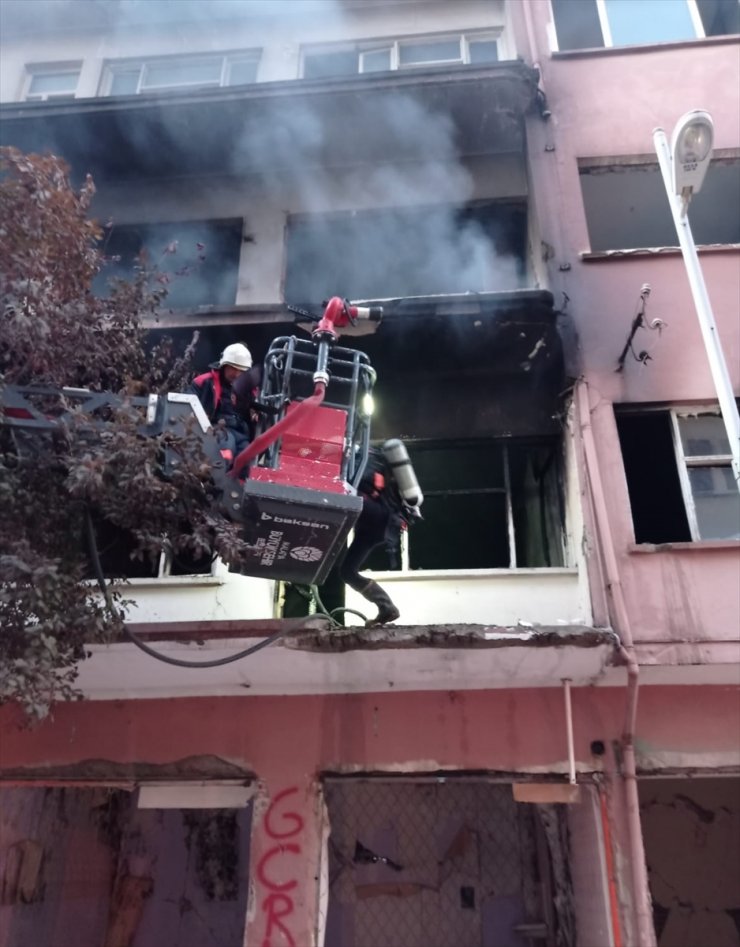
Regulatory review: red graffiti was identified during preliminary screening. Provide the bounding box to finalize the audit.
[265,787,305,839]
[258,787,304,947]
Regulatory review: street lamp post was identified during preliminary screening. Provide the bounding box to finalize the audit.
[653,110,740,492]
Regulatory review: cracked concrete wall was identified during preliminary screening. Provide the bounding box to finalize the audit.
[639,778,740,947]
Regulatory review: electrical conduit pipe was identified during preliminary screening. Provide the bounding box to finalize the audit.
[576,380,656,947]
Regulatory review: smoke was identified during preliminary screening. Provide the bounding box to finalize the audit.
[4,0,525,302]
[232,93,525,300]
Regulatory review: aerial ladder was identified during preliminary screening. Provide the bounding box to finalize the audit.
[1,297,382,586]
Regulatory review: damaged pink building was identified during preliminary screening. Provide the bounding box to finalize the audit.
[0,1,738,945]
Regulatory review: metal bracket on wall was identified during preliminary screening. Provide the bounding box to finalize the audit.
[512,679,582,804]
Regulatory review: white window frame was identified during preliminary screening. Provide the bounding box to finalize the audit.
[549,0,707,51]
[303,30,504,78]
[670,407,736,541]
[23,63,81,102]
[101,51,260,97]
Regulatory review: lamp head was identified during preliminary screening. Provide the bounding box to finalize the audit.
[670,109,714,205]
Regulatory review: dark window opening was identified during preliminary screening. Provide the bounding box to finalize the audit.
[169,547,216,576]
[84,517,213,580]
[285,202,528,303]
[697,0,740,34]
[85,517,160,579]
[551,0,605,50]
[580,160,740,251]
[363,440,565,572]
[616,411,691,543]
[96,218,242,309]
[617,407,739,542]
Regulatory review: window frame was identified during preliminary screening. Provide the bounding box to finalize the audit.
[23,63,81,101]
[549,0,710,51]
[368,440,565,574]
[100,51,260,97]
[669,408,737,541]
[302,30,504,79]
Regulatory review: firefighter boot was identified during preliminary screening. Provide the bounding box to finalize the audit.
[360,579,400,627]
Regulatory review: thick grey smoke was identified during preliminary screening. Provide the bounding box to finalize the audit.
[3,0,524,302]
[233,92,524,301]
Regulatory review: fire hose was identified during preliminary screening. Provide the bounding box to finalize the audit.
[84,508,306,668]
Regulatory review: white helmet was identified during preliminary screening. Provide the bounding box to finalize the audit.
[219,342,252,370]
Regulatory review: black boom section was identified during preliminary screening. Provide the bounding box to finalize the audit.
[239,480,362,584]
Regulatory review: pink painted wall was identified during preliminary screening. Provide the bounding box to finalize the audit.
[511,2,740,648]
[2,686,738,946]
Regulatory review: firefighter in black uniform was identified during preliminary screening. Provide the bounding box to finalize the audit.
[339,444,422,626]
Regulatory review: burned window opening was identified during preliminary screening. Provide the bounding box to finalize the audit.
[362,439,566,573]
[579,160,740,252]
[95,218,243,310]
[284,201,529,303]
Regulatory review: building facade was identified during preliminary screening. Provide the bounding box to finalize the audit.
[0,1,738,945]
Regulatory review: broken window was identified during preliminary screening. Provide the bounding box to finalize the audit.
[551,0,739,50]
[579,160,740,251]
[323,778,571,947]
[0,786,251,947]
[102,52,260,96]
[616,407,740,542]
[285,202,528,302]
[96,219,243,309]
[24,64,81,101]
[302,32,503,78]
[365,440,565,572]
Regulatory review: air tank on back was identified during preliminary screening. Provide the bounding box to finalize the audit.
[382,439,423,508]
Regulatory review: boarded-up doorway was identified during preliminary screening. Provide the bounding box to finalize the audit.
[324,778,570,947]
[0,786,251,947]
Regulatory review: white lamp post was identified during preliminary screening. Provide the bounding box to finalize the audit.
[653,110,740,492]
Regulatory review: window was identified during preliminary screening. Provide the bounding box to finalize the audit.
[96,219,243,310]
[616,408,740,542]
[579,159,740,251]
[551,0,739,50]
[102,52,260,96]
[302,32,502,78]
[24,65,80,101]
[86,517,215,580]
[365,441,566,571]
[285,202,528,302]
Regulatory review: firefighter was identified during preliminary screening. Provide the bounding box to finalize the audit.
[339,444,421,627]
[187,342,253,463]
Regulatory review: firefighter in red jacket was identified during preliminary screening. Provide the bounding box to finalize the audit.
[187,343,253,463]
